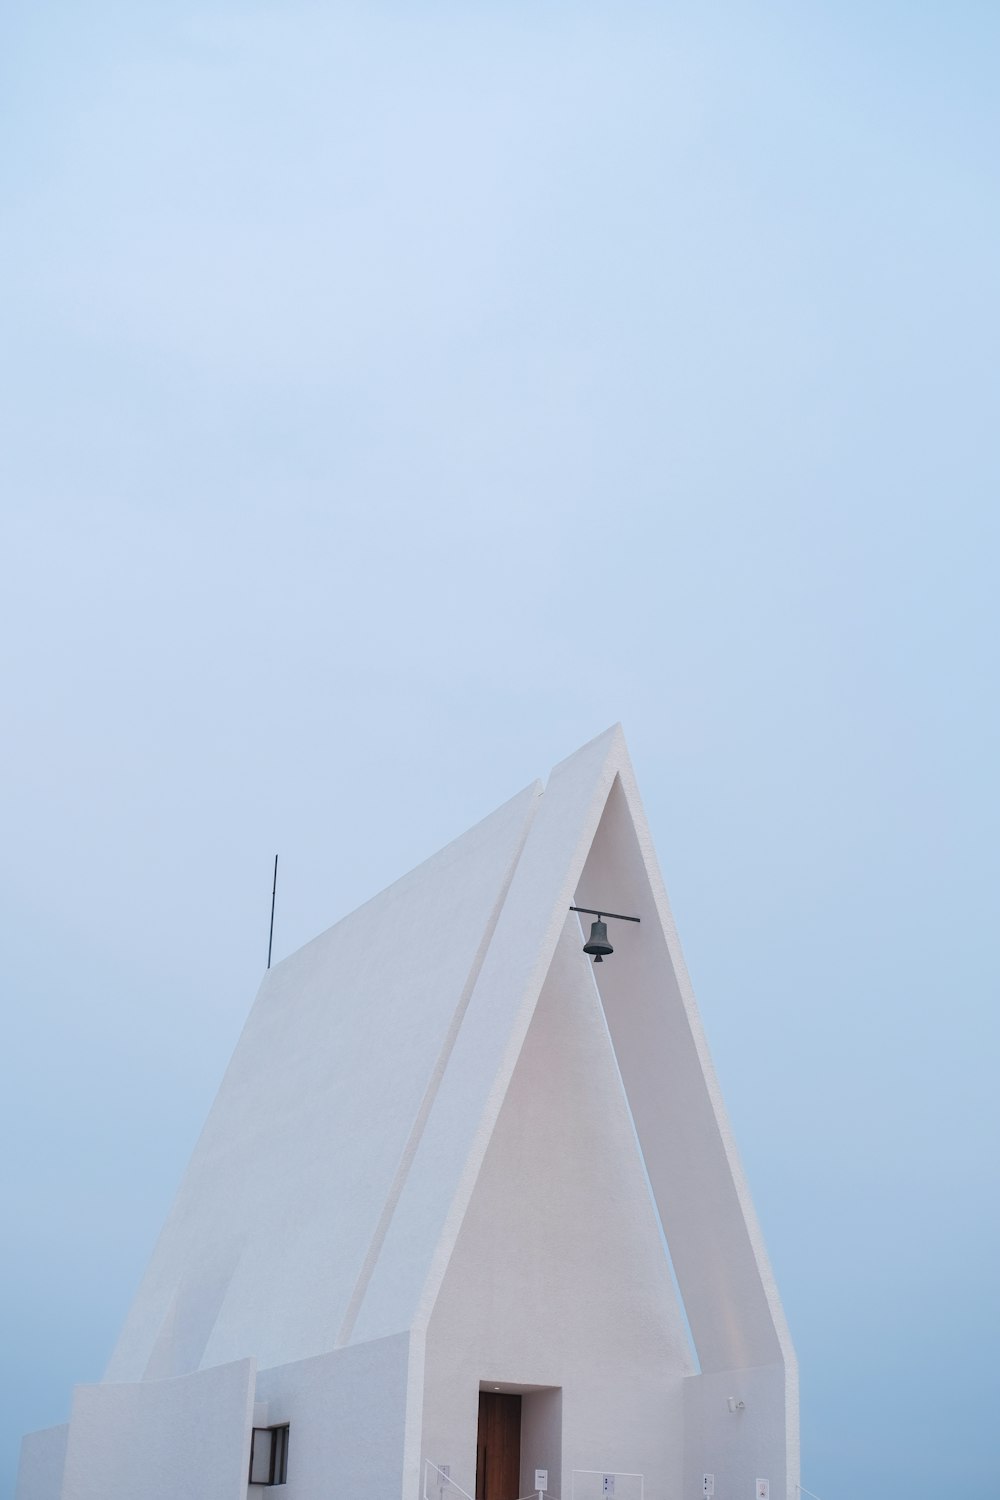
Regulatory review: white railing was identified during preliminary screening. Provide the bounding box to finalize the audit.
[424,1462,816,1500]
[570,1471,644,1500]
[424,1461,476,1500]
[423,1460,560,1500]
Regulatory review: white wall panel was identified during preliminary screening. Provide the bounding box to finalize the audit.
[60,1358,254,1500]
[14,1424,68,1500]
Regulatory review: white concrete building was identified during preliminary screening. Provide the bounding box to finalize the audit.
[17,727,798,1500]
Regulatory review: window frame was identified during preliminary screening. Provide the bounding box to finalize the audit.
[248,1423,289,1487]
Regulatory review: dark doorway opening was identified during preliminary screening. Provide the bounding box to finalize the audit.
[476,1391,522,1500]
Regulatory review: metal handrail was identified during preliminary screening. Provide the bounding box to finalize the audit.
[570,1470,644,1500]
[423,1461,476,1500]
[423,1460,559,1500]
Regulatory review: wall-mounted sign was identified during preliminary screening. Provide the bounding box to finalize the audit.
[756,1481,769,1500]
[535,1471,548,1492]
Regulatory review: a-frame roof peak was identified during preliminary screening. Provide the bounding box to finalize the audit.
[350,729,794,1382]
[546,722,626,776]
[103,731,793,1394]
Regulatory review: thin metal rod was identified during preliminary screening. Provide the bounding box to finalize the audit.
[267,854,278,969]
[570,906,640,923]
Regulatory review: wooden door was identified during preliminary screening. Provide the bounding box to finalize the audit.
[476,1391,522,1500]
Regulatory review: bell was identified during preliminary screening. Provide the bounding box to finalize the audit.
[583,917,613,963]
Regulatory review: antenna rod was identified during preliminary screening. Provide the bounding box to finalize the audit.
[267,854,278,969]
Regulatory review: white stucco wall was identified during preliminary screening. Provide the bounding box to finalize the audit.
[105,783,540,1382]
[520,1391,562,1496]
[684,1364,797,1500]
[251,1334,411,1500]
[578,775,792,1375]
[422,919,695,1500]
[577,770,799,1499]
[58,1357,255,1500]
[15,1425,68,1500]
[413,729,796,1500]
[18,727,797,1500]
[353,729,626,1348]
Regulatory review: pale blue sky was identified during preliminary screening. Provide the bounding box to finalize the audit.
[2,3,998,1497]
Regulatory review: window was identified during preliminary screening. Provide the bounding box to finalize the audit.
[249,1425,289,1486]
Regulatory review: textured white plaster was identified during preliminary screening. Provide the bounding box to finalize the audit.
[60,1358,254,1500]
[14,1425,67,1500]
[520,1391,562,1498]
[422,919,693,1500]
[684,1364,793,1500]
[252,1334,411,1500]
[105,783,540,1381]
[579,774,791,1371]
[577,767,799,1497]
[353,727,625,1344]
[17,728,797,1500]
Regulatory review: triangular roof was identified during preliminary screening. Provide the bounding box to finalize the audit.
[105,727,794,1387]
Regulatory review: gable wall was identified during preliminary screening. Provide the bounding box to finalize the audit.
[15,1426,68,1500]
[103,784,540,1384]
[251,1334,412,1500]
[58,1358,255,1500]
[579,776,791,1376]
[422,920,695,1500]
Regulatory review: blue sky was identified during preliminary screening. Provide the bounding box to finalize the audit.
[2,3,998,1497]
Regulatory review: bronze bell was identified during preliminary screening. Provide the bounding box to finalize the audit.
[583,917,613,963]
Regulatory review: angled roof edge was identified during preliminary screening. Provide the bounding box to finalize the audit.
[608,752,796,1374]
[104,776,546,1384]
[266,777,547,980]
[348,725,794,1383]
[349,725,626,1344]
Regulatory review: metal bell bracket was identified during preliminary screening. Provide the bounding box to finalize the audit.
[570,905,641,963]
